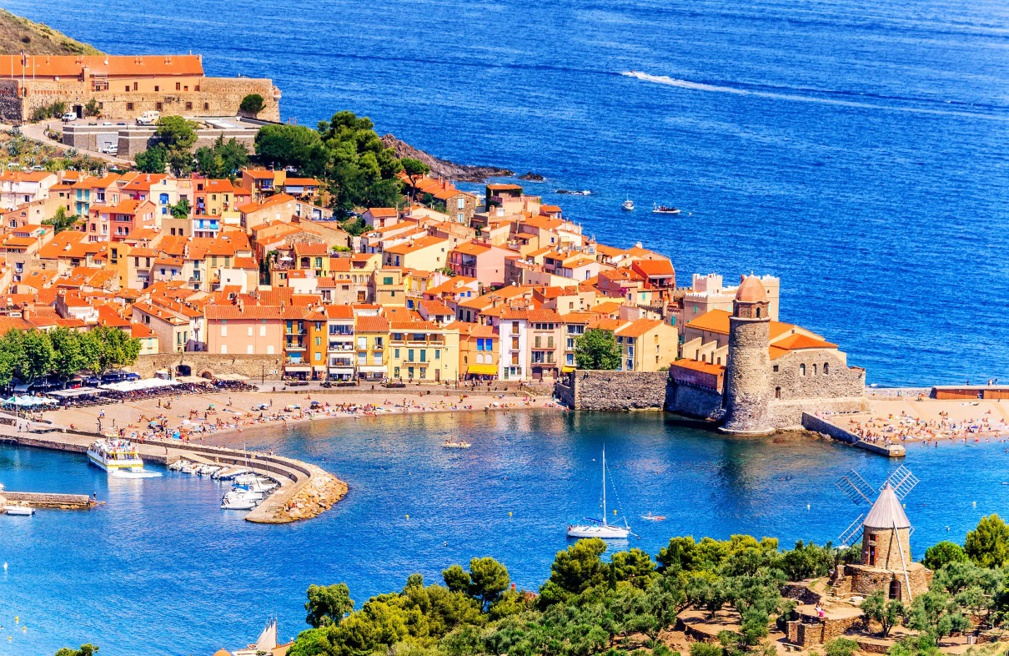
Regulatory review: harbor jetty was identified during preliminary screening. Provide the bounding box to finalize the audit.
[1,490,95,511]
[0,419,346,524]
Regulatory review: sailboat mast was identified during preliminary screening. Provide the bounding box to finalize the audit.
[602,447,607,526]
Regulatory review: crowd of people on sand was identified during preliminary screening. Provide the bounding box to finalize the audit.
[843,407,1009,446]
[84,389,560,444]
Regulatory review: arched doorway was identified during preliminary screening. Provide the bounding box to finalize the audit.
[888,579,901,600]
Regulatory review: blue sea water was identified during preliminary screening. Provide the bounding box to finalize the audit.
[7,0,1009,386]
[2,411,1008,654]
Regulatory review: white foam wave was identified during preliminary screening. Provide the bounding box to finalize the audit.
[621,71,1007,121]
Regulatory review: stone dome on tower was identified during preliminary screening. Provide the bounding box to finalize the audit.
[735,275,767,303]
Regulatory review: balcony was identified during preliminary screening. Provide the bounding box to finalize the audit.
[328,343,353,352]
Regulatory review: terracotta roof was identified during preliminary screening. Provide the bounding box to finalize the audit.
[365,208,398,217]
[615,319,664,339]
[205,305,284,320]
[355,315,389,332]
[0,55,204,79]
[735,275,767,303]
[773,333,837,351]
[671,359,725,375]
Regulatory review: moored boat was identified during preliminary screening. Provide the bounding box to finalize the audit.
[87,439,161,477]
[621,198,635,211]
[652,203,681,215]
[567,447,631,539]
[442,440,471,449]
[4,506,34,516]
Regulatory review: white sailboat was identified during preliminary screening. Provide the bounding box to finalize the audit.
[567,447,630,539]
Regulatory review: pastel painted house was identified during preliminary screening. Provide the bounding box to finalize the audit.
[205,303,284,355]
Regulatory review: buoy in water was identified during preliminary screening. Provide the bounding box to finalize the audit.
[508,511,513,517]
[807,504,811,510]
[973,501,977,507]
[405,514,410,519]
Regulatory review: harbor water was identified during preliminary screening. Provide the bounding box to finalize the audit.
[2,410,1009,654]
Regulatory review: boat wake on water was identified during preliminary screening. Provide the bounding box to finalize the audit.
[107,469,162,479]
[621,70,1009,121]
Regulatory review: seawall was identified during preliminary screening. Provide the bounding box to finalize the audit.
[801,413,905,457]
[555,371,668,411]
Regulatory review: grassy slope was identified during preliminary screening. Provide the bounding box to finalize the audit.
[0,9,101,55]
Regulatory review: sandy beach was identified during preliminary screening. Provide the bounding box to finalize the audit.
[45,386,562,445]
[827,396,1009,446]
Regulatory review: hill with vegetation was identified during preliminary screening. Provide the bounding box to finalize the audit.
[0,9,101,56]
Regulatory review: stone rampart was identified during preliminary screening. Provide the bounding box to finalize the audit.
[666,382,723,420]
[554,370,668,411]
[131,353,283,380]
[802,413,905,457]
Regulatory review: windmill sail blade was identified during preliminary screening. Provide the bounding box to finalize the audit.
[838,514,864,547]
[884,466,919,500]
[835,470,875,505]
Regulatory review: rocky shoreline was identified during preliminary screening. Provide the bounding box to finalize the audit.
[381,134,513,182]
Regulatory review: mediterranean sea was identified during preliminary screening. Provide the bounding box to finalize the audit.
[1,410,1008,654]
[7,0,1009,386]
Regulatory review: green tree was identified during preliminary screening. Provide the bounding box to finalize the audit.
[922,541,969,571]
[84,98,101,117]
[860,590,905,637]
[20,329,54,383]
[134,144,168,173]
[49,327,89,382]
[255,124,327,175]
[169,198,191,220]
[91,326,141,373]
[965,515,1009,568]
[318,110,404,215]
[195,136,249,178]
[539,538,608,606]
[402,157,430,199]
[574,328,621,370]
[54,645,98,656]
[156,115,198,151]
[240,93,266,115]
[43,206,80,234]
[305,583,355,628]
[780,540,834,581]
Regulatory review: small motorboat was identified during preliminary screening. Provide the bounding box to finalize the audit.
[221,494,258,511]
[652,204,681,215]
[621,198,635,211]
[641,512,666,521]
[5,506,35,516]
[442,440,472,449]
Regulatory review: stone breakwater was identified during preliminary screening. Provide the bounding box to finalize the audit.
[0,423,348,524]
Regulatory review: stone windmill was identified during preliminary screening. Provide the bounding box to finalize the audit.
[833,466,927,601]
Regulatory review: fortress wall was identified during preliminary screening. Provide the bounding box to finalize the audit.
[555,370,668,411]
[131,353,284,380]
[666,383,723,420]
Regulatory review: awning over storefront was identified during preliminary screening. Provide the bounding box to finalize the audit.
[215,373,249,382]
[284,365,311,373]
[358,365,387,373]
[328,367,355,374]
[467,364,498,376]
[562,366,576,373]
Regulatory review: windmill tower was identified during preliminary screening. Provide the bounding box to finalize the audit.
[832,466,931,602]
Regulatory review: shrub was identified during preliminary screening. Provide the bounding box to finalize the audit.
[824,638,859,656]
[690,642,723,656]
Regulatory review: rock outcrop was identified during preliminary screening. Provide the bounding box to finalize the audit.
[381,134,513,182]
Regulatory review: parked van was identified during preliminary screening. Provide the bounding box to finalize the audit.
[136,110,160,126]
[61,111,76,122]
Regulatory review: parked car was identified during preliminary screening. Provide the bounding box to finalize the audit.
[61,112,76,122]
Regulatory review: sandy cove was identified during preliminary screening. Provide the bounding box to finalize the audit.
[47,386,562,447]
[828,396,1009,446]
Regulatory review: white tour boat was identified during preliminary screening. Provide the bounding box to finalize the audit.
[87,439,161,478]
[567,447,631,539]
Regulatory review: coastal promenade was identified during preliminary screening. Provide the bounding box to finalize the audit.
[0,418,347,524]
